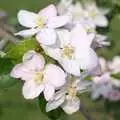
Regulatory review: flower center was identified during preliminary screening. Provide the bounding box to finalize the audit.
[36,16,45,28]
[61,44,75,59]
[67,86,77,99]
[34,72,44,84]
[89,11,97,18]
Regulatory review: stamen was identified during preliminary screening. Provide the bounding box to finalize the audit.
[36,16,45,28]
[61,44,75,59]
[34,72,44,84]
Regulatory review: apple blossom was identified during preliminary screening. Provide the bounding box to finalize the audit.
[10,50,66,100]
[83,0,108,27]
[41,24,100,76]
[15,4,70,45]
[46,75,91,114]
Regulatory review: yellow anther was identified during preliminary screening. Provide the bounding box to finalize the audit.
[34,72,44,84]
[36,17,45,28]
[67,86,77,99]
[61,44,75,59]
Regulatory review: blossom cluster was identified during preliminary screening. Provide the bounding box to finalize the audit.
[10,0,111,114]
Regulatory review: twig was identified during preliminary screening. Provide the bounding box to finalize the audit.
[79,103,95,120]
[0,27,19,44]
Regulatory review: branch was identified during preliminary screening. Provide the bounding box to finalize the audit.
[0,27,19,44]
[79,103,95,120]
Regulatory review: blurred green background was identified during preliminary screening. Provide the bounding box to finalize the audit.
[1,0,120,120]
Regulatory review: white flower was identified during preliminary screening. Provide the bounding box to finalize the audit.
[10,50,66,100]
[46,75,91,114]
[42,24,100,76]
[15,4,70,45]
[83,1,108,27]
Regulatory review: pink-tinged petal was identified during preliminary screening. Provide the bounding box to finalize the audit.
[59,59,81,76]
[44,83,55,101]
[47,15,70,28]
[10,63,34,81]
[23,50,45,71]
[88,63,102,76]
[93,73,110,84]
[22,80,44,99]
[76,48,99,72]
[17,10,38,28]
[10,64,24,79]
[44,64,66,88]
[39,4,57,20]
[15,29,39,37]
[36,29,56,45]
[71,24,90,49]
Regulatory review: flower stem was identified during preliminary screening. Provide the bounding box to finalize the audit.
[79,103,95,120]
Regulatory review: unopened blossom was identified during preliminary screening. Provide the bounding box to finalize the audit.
[10,50,66,100]
[46,75,91,114]
[15,4,70,45]
[83,1,108,27]
[42,24,100,76]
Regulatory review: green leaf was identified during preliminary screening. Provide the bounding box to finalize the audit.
[0,58,17,89]
[5,38,38,63]
[111,73,120,79]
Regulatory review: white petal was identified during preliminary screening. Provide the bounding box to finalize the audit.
[23,50,45,71]
[44,83,55,101]
[76,48,99,72]
[17,10,38,28]
[36,29,56,45]
[10,64,24,79]
[39,4,57,20]
[10,63,34,81]
[44,64,66,88]
[57,30,71,47]
[71,24,91,48]
[94,15,108,27]
[15,29,39,37]
[46,95,65,112]
[60,59,81,76]
[22,80,44,99]
[47,15,70,28]
[61,97,80,114]
[42,45,61,61]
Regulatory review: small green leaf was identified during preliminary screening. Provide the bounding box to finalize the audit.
[84,76,92,81]
[111,73,120,79]
[5,38,38,63]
